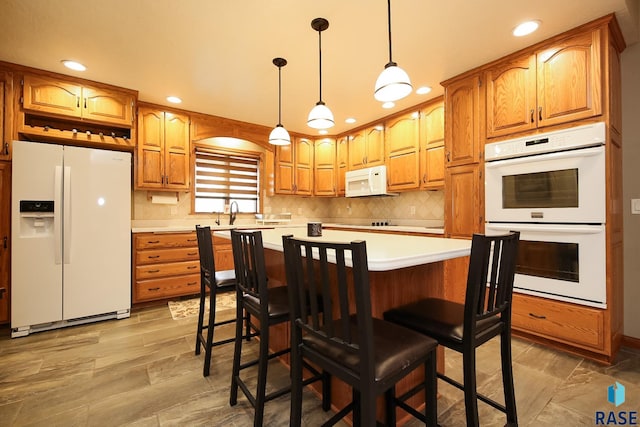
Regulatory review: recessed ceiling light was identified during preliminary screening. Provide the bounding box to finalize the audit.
[318,129,328,135]
[416,86,432,95]
[345,117,356,124]
[166,96,182,104]
[61,60,86,71]
[382,101,395,109]
[513,20,540,37]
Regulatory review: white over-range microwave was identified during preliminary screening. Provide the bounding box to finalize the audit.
[345,165,397,198]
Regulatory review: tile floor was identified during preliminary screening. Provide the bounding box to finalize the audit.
[0,303,638,426]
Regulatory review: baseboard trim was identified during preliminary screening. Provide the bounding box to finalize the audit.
[622,335,640,350]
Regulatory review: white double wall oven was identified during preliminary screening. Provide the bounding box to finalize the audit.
[485,122,607,308]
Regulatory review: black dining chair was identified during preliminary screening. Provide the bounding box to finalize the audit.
[229,229,329,427]
[195,225,246,377]
[283,235,439,427]
[384,232,520,427]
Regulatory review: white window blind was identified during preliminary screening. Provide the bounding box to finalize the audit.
[194,149,260,213]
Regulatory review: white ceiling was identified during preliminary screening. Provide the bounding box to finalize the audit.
[0,0,638,136]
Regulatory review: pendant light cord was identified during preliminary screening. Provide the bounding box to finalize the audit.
[277,65,283,126]
[387,0,393,64]
[318,29,323,103]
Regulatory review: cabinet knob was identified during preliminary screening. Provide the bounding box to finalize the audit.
[446,152,450,162]
[530,109,534,123]
[538,106,543,121]
[3,142,8,155]
[529,312,547,319]
[76,96,80,108]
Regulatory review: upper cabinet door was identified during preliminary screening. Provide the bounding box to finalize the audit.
[486,54,537,138]
[445,74,482,167]
[82,85,134,127]
[314,138,336,196]
[294,138,314,196]
[0,71,13,161]
[137,108,165,189]
[22,74,82,118]
[275,144,294,195]
[386,113,419,191]
[364,125,385,166]
[537,29,602,127]
[164,112,190,190]
[348,130,366,170]
[420,100,445,189]
[336,136,348,196]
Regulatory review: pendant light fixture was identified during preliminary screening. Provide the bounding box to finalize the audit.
[307,17,335,130]
[374,0,412,102]
[269,57,291,145]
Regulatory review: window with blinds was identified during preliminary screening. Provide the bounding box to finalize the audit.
[194,149,260,213]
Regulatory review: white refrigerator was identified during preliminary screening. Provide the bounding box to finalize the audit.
[11,140,131,337]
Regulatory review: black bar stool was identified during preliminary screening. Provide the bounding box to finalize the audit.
[283,235,439,426]
[384,232,520,427]
[194,225,245,377]
[229,229,329,427]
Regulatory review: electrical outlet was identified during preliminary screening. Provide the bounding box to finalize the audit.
[632,199,640,214]
[170,206,178,216]
[298,207,303,215]
[410,206,416,216]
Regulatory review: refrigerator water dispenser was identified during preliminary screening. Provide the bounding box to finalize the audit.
[19,200,54,237]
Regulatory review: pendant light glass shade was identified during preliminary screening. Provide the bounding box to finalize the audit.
[308,18,334,130]
[374,0,412,102]
[269,124,291,146]
[374,62,412,102]
[307,101,335,129]
[269,57,291,145]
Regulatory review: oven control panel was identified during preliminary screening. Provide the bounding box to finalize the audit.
[485,121,605,161]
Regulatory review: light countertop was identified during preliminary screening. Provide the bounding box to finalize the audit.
[214,227,470,271]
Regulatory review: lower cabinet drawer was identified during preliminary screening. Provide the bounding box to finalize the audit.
[511,293,604,351]
[135,260,200,280]
[135,274,200,301]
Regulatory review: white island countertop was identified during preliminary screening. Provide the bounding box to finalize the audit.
[215,227,470,271]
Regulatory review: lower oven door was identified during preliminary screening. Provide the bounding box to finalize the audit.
[485,223,606,308]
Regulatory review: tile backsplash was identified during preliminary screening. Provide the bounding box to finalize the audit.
[133,189,444,226]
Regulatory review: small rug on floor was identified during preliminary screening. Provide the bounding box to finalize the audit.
[168,292,236,320]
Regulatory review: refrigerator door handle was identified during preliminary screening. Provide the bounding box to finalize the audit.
[63,166,72,264]
[54,165,63,264]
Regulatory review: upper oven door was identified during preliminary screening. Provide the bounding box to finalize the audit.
[485,145,605,223]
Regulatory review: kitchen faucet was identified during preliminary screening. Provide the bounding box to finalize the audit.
[229,201,238,225]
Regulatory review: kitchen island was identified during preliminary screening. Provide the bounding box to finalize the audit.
[216,227,471,423]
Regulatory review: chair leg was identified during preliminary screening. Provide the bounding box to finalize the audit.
[501,328,518,426]
[229,296,245,406]
[202,289,216,377]
[462,348,480,427]
[254,321,270,427]
[361,385,377,427]
[425,351,438,427]
[195,285,206,356]
[321,370,331,412]
[352,389,361,427]
[290,342,303,427]
[244,309,251,341]
[385,386,397,426]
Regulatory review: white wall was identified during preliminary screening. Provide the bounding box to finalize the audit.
[622,41,640,338]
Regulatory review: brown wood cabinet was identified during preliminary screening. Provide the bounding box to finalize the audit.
[0,161,11,323]
[136,106,190,191]
[444,74,483,168]
[314,138,337,196]
[133,232,200,303]
[442,72,484,241]
[336,136,348,196]
[133,231,234,303]
[348,124,384,170]
[22,74,135,128]
[419,99,445,189]
[0,71,13,161]
[486,28,603,138]
[385,111,420,191]
[275,137,313,195]
[444,163,483,239]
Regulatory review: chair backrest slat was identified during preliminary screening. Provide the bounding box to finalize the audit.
[283,236,373,371]
[464,232,520,332]
[231,230,269,310]
[196,225,215,284]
